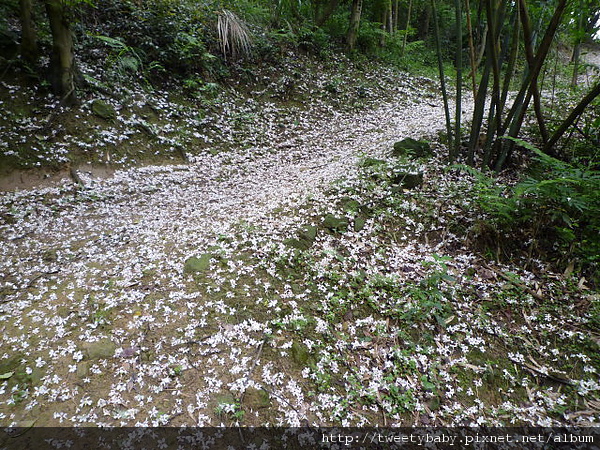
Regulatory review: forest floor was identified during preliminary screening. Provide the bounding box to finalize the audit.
[0,56,599,434]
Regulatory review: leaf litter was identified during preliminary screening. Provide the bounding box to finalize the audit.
[0,64,599,429]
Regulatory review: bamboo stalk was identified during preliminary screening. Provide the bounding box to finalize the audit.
[543,81,600,154]
[495,0,567,170]
[431,0,453,151]
[452,0,463,162]
[401,0,413,56]
[465,0,477,98]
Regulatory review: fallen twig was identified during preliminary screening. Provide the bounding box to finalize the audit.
[239,337,267,405]
[482,263,544,301]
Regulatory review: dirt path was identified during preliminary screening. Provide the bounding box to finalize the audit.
[1,72,599,433]
[2,92,470,289]
[0,85,476,428]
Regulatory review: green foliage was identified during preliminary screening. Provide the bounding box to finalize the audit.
[297,26,330,54]
[395,40,437,74]
[457,140,600,283]
[451,163,517,224]
[403,255,454,328]
[355,21,386,54]
[82,0,219,81]
[93,35,144,78]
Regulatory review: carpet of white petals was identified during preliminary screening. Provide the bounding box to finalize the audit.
[1,72,599,429]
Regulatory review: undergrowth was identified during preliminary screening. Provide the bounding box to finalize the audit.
[453,138,600,287]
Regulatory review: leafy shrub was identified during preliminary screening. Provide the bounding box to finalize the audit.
[81,0,217,81]
[355,21,386,54]
[93,35,145,78]
[460,139,600,284]
[297,26,330,54]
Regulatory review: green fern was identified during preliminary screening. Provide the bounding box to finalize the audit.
[464,137,600,276]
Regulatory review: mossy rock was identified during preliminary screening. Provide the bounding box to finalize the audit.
[392,138,432,159]
[244,388,271,409]
[285,224,319,250]
[392,171,423,189]
[184,254,213,274]
[322,214,348,232]
[299,225,318,243]
[354,216,366,232]
[427,395,441,411]
[214,392,237,416]
[41,248,58,262]
[283,238,309,250]
[83,339,117,360]
[135,120,157,137]
[91,100,116,120]
[0,354,32,389]
[77,362,90,379]
[341,198,361,213]
[215,392,236,407]
[361,157,387,168]
[291,341,311,366]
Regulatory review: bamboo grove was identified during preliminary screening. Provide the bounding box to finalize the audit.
[431,0,600,170]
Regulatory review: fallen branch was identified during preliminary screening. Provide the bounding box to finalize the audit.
[482,263,544,301]
[238,337,267,406]
[1,270,60,301]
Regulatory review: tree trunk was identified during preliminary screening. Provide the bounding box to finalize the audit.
[543,81,600,155]
[401,0,413,55]
[495,0,567,170]
[316,0,339,27]
[431,0,453,150]
[468,59,490,166]
[44,0,76,104]
[518,1,549,144]
[379,1,389,47]
[571,43,581,87]
[346,0,363,50]
[571,0,584,87]
[465,0,477,98]
[19,0,38,65]
[418,3,431,40]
